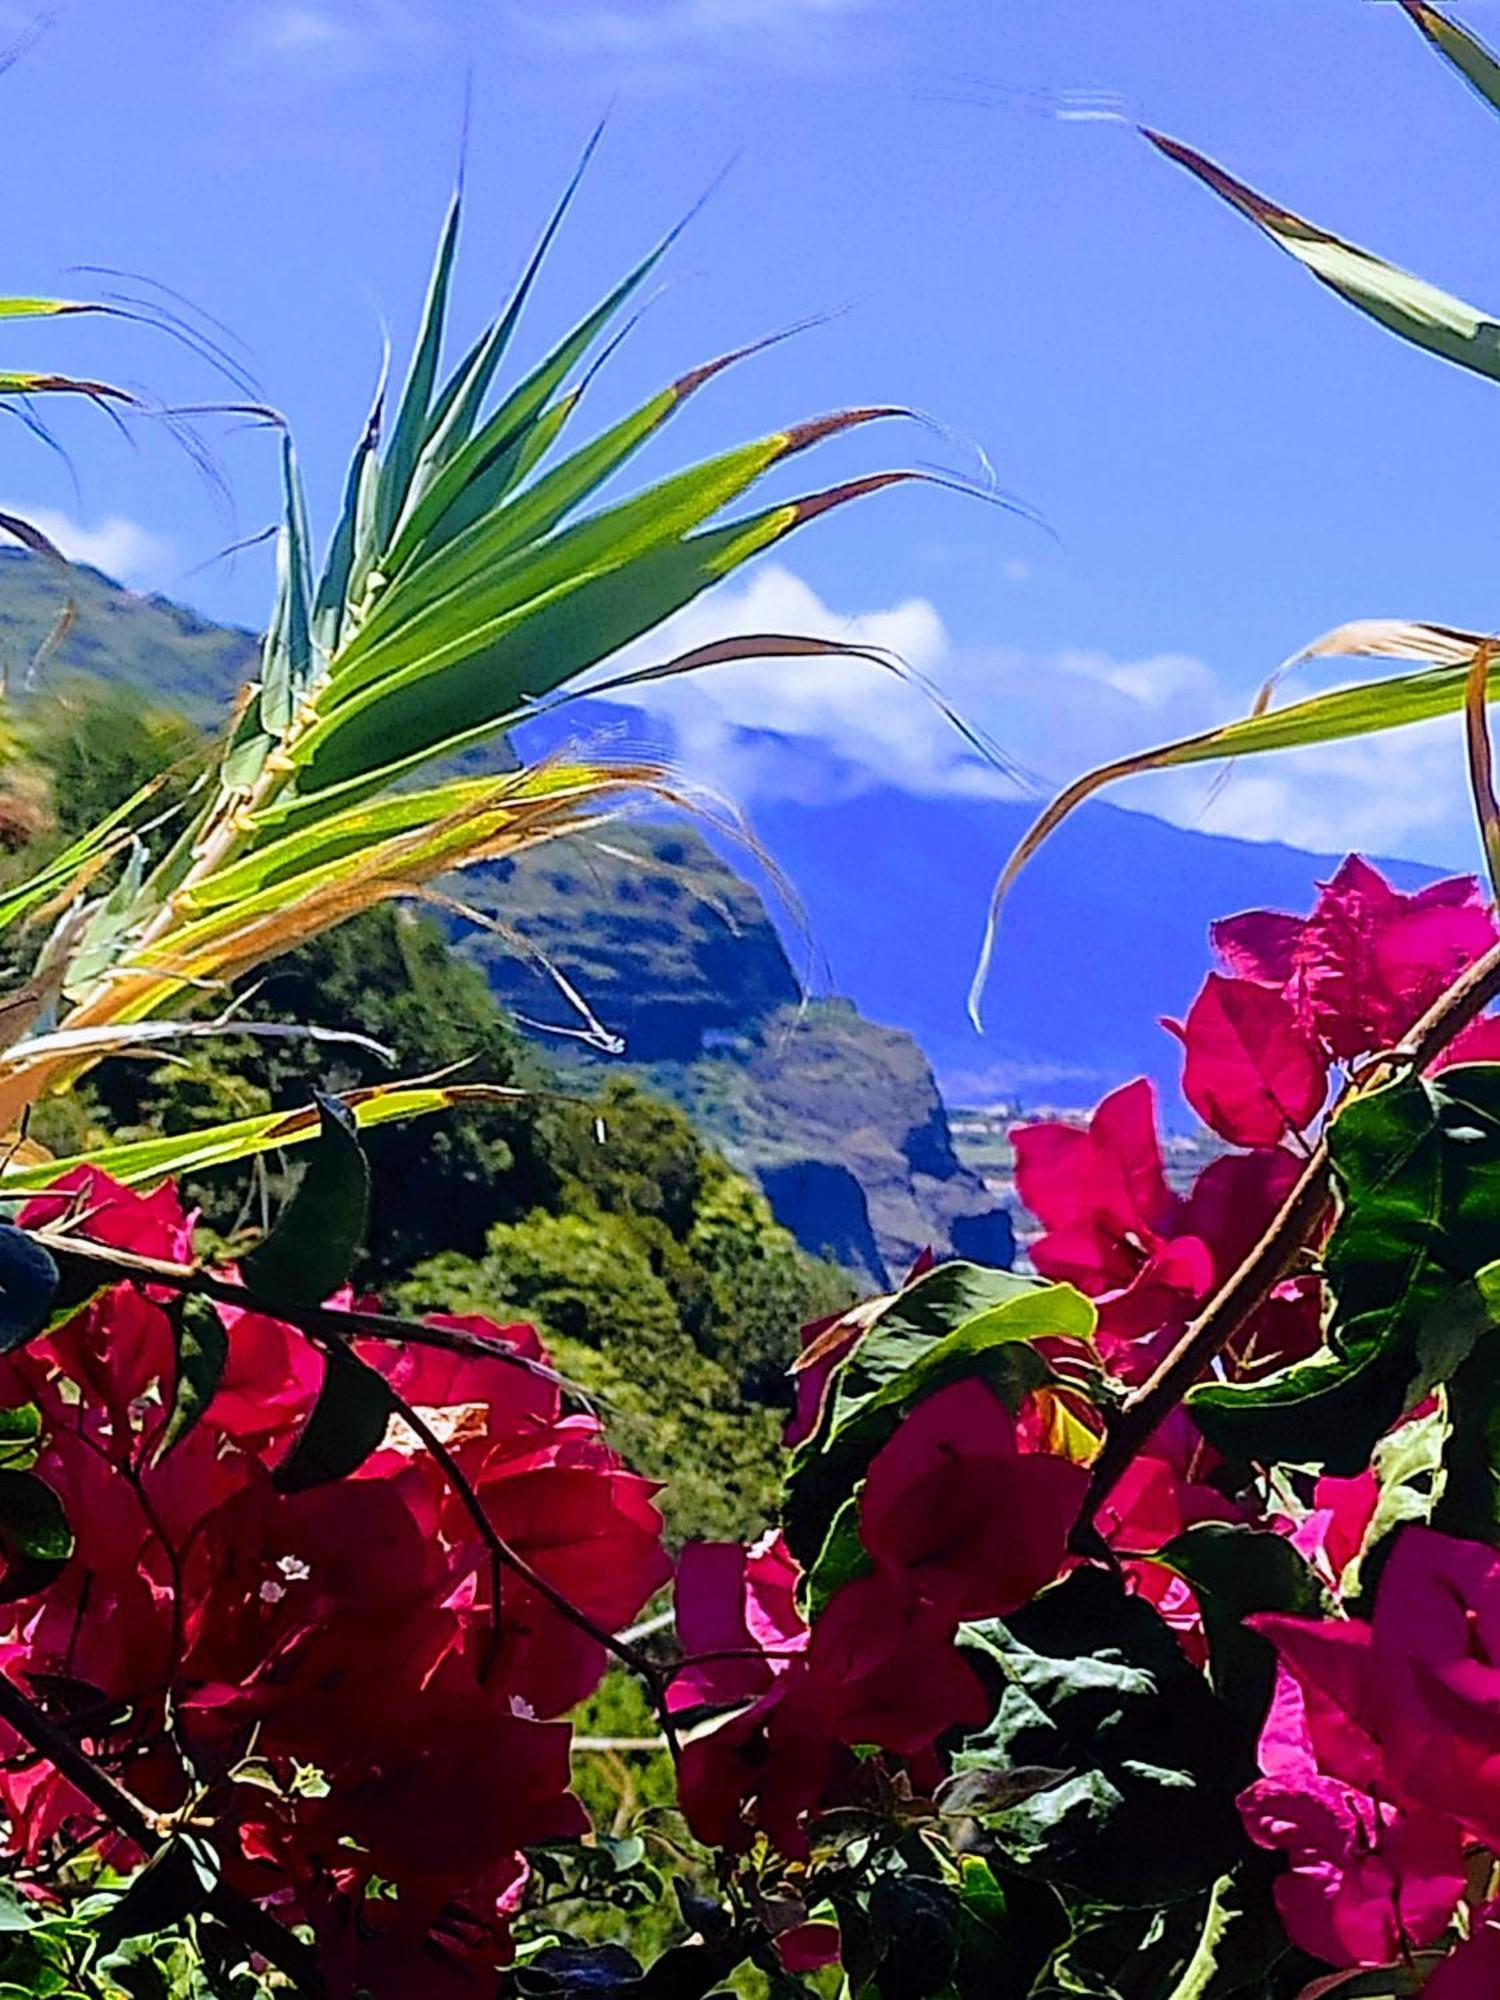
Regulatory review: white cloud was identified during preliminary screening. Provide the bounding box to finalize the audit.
[511,0,886,86]
[570,562,1482,868]
[4,506,173,587]
[262,6,346,50]
[241,1,438,70]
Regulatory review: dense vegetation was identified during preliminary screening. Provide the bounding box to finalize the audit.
[12,8,1500,1999]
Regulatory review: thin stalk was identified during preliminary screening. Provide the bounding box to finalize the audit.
[28,1231,573,1392]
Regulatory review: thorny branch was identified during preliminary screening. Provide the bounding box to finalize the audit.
[1069,931,1500,1553]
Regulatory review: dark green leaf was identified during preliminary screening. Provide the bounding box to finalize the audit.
[152,1295,228,1464]
[783,1267,1084,1565]
[272,1340,393,1493]
[241,1092,370,1309]
[0,1470,72,1602]
[1189,1065,1500,1471]
[868,1874,957,2000]
[1431,1315,1500,1541]
[0,1405,41,1473]
[799,1492,871,1621]
[945,1857,1061,1997]
[1034,1901,1205,1999]
[955,1568,1247,1907]
[0,1227,58,1354]
[1159,1523,1322,1741]
[96,1834,218,1949]
[517,1945,644,1996]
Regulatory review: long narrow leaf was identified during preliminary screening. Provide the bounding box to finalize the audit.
[254,470,929,836]
[373,208,696,581]
[1147,128,1500,383]
[307,407,906,750]
[1401,1,1500,117]
[373,192,461,550]
[400,119,606,516]
[968,619,1488,1025]
[0,1080,531,1192]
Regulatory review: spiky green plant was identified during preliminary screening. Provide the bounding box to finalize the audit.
[973,0,1500,1018]
[0,157,928,1167]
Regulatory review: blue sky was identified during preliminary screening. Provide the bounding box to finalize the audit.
[8,0,1500,867]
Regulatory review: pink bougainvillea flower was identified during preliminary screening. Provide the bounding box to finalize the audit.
[1093,1406,1245,1556]
[1168,972,1327,1148]
[669,1532,806,1712]
[1015,1078,1179,1297]
[1425,1908,1500,1998]
[1213,857,1500,1063]
[1240,1766,1465,1969]
[676,1567,989,1857]
[1286,1469,1379,1596]
[1016,1083,1320,1380]
[776,1921,842,1974]
[858,1379,1087,1619]
[0,1279,669,1991]
[1362,1526,1500,1846]
[1239,1657,1466,1969]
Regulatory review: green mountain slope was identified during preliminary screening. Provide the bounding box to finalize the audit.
[0,550,1012,1288]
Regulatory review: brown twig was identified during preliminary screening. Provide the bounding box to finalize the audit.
[1070,930,1500,1549]
[373,1373,682,1763]
[26,1232,574,1393]
[0,1668,327,1996]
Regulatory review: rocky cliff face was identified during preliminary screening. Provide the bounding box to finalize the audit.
[454,830,1013,1287]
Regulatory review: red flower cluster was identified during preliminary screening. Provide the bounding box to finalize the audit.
[673,1380,1086,1855]
[1242,1527,1500,1983]
[1014,1076,1320,1382]
[1180,856,1500,1150]
[0,1169,669,1997]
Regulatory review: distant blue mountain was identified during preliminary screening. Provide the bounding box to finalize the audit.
[519,692,1450,1115]
[699,780,1440,1116]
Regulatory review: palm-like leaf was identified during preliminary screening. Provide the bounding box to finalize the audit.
[0,167,926,1141]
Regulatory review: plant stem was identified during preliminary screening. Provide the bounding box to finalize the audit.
[1070,930,1500,1548]
[0,1669,327,1996]
[28,1232,572,1392]
[375,1375,682,1763]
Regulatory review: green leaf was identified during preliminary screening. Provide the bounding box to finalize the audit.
[867,1873,957,2000]
[152,1295,228,1464]
[1189,1065,1500,1471]
[1158,1523,1322,1741]
[257,434,314,739]
[798,1491,870,1622]
[273,1340,393,1493]
[0,1079,522,1193]
[0,1405,41,1473]
[95,1835,219,1950]
[0,1470,72,1603]
[1162,1862,1289,2000]
[379,202,687,578]
[1402,2,1500,119]
[303,412,900,787]
[374,191,461,552]
[955,1567,1248,1907]
[1034,1902,1206,2000]
[0,1227,58,1354]
[1344,1402,1447,1613]
[1149,128,1500,384]
[240,1093,370,1310]
[783,1266,1088,1566]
